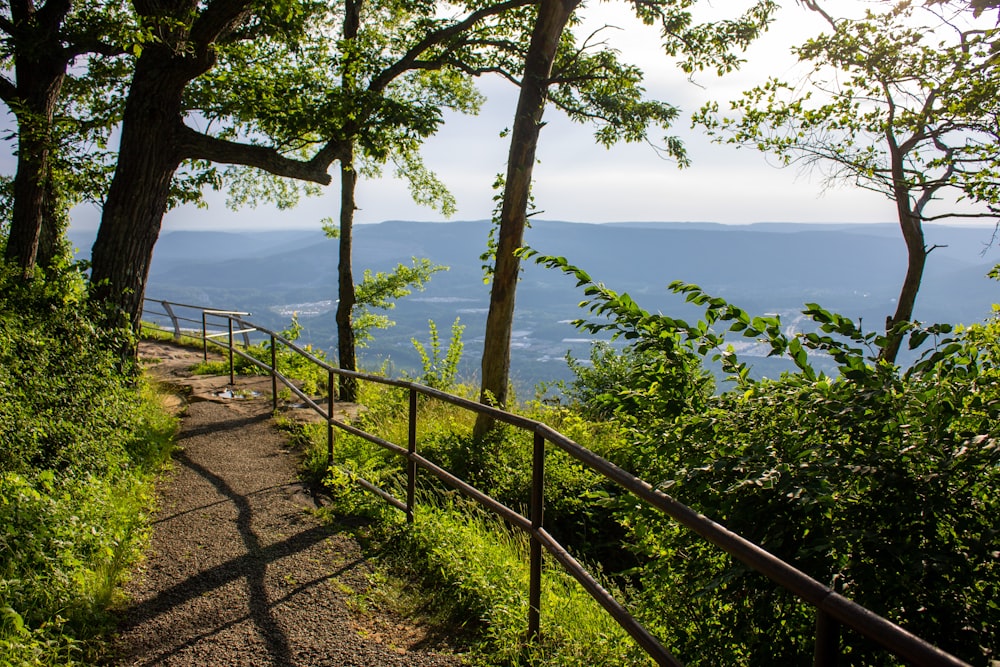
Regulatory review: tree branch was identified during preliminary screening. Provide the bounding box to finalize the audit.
[64,36,127,59]
[177,124,338,185]
[190,0,255,49]
[35,0,72,32]
[0,75,17,102]
[368,0,534,93]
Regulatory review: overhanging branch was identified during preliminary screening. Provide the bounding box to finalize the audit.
[177,124,338,185]
[368,0,534,93]
[0,75,17,102]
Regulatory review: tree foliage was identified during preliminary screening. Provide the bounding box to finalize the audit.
[694,0,1000,362]
[0,0,133,276]
[352,257,447,346]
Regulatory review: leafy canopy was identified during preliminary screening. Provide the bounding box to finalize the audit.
[694,2,1000,223]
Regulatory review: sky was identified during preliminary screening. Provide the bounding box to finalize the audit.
[6,2,954,233]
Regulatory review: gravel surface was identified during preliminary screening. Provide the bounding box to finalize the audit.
[108,342,464,666]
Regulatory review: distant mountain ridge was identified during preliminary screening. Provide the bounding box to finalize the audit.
[69,219,1000,389]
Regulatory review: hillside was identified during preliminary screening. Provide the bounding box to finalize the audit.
[71,220,1000,389]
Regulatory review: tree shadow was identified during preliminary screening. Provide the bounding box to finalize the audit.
[116,449,344,666]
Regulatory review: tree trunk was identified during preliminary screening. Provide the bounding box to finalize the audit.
[333,0,362,402]
[880,137,928,365]
[474,0,579,439]
[3,16,68,278]
[89,47,192,339]
[881,210,926,364]
[82,2,349,368]
[336,147,360,402]
[36,169,68,270]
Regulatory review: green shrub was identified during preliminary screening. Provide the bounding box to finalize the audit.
[411,318,465,391]
[0,264,178,664]
[535,253,1000,665]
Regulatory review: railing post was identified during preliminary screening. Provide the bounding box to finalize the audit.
[527,430,545,643]
[327,369,335,464]
[202,311,208,361]
[228,317,235,386]
[406,387,417,524]
[813,609,841,667]
[270,334,278,413]
[161,301,181,340]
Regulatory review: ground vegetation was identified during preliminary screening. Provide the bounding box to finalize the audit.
[0,263,176,664]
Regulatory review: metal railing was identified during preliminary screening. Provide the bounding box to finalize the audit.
[141,298,969,667]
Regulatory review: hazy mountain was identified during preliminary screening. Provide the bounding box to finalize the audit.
[71,220,1000,391]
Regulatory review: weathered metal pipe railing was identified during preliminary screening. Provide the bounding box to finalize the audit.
[140,299,969,667]
[141,298,253,349]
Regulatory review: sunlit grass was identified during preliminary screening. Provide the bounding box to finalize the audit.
[283,368,646,665]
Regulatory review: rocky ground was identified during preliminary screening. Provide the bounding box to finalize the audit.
[107,340,464,666]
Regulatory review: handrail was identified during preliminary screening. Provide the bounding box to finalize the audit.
[140,298,969,667]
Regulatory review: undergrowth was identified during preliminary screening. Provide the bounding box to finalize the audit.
[285,365,642,665]
[386,499,649,667]
[1,265,178,665]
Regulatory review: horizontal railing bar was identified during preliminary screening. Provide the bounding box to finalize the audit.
[412,453,533,533]
[232,317,344,376]
[226,346,331,420]
[335,466,408,513]
[144,316,205,329]
[203,308,252,316]
[533,526,681,667]
[533,423,966,667]
[202,327,257,339]
[143,297,244,313]
[279,380,327,419]
[820,595,965,667]
[331,418,408,457]
[232,318,535,426]
[409,383,541,431]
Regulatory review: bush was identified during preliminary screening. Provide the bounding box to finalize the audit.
[541,255,1000,665]
[0,267,143,477]
[0,264,178,663]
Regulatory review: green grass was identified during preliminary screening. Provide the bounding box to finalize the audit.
[0,379,178,666]
[281,369,648,666]
[390,499,650,666]
[138,322,206,350]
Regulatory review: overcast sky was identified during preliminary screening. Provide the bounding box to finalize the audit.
[15,2,931,232]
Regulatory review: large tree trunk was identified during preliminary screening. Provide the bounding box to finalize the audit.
[474,0,579,438]
[35,168,68,270]
[2,1,70,278]
[336,147,360,402]
[89,47,193,336]
[87,1,333,360]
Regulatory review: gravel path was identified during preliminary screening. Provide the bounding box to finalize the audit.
[108,342,464,666]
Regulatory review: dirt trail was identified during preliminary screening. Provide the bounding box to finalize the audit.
[109,341,462,666]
